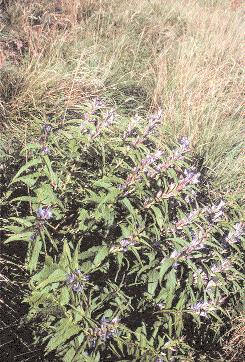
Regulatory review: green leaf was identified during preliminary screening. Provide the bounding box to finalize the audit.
[35,184,60,205]
[93,246,109,267]
[36,269,67,289]
[43,155,57,184]
[121,198,136,217]
[29,238,42,272]
[46,319,80,352]
[5,232,32,243]
[11,196,37,203]
[63,240,72,263]
[159,258,174,283]
[148,270,159,296]
[9,217,33,228]
[63,347,76,362]
[11,158,41,183]
[93,179,113,190]
[12,174,40,187]
[60,287,70,306]
[151,206,164,229]
[78,209,89,231]
[21,143,41,153]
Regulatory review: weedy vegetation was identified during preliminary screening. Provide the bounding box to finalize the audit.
[0,0,244,361]
[2,103,245,361]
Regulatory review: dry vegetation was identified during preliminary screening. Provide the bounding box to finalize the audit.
[0,0,244,193]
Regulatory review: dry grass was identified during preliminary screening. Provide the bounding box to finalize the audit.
[224,316,245,361]
[0,0,244,191]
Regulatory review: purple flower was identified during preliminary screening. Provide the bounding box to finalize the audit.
[211,259,231,273]
[173,230,207,259]
[148,108,163,123]
[30,232,38,241]
[190,232,205,250]
[103,109,116,127]
[67,269,90,293]
[179,137,190,150]
[191,301,214,317]
[205,200,225,223]
[182,231,207,256]
[226,222,244,244]
[123,115,140,139]
[98,316,120,340]
[183,169,200,184]
[137,108,163,141]
[118,184,126,191]
[36,207,52,220]
[141,150,164,168]
[119,238,136,251]
[43,124,52,133]
[174,209,199,230]
[170,250,180,259]
[41,146,50,154]
[206,278,220,290]
[184,190,196,203]
[190,297,226,317]
[91,97,104,112]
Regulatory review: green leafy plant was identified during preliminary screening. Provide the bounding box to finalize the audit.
[3,100,244,361]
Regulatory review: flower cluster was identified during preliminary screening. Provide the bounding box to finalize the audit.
[173,209,200,231]
[211,259,232,273]
[66,269,90,293]
[193,268,209,286]
[41,146,50,154]
[172,201,225,234]
[119,237,138,251]
[173,137,190,158]
[36,206,53,220]
[191,300,217,317]
[89,317,120,344]
[168,230,208,265]
[141,150,164,168]
[205,200,225,223]
[191,298,226,318]
[193,269,220,291]
[120,136,192,200]
[90,109,116,138]
[181,169,200,185]
[110,235,138,253]
[155,358,164,362]
[81,101,116,139]
[43,124,52,134]
[186,230,207,252]
[91,97,105,113]
[193,258,233,291]
[145,137,191,180]
[123,114,140,140]
[131,109,163,147]
[157,302,165,310]
[39,124,52,154]
[30,207,53,241]
[184,189,197,203]
[144,169,200,208]
[226,222,244,244]
[119,149,164,192]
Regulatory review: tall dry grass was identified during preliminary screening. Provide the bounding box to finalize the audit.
[0,0,244,191]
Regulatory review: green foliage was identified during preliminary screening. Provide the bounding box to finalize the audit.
[3,102,245,361]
